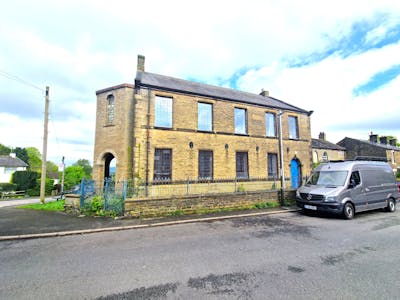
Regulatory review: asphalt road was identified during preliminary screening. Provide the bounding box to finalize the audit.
[0,209,399,299]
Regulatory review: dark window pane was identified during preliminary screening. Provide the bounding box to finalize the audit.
[236,152,249,179]
[154,149,172,180]
[198,103,212,131]
[198,150,213,179]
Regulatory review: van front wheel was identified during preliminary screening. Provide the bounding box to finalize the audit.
[386,199,396,212]
[343,203,354,220]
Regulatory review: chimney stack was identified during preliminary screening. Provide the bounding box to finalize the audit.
[137,55,145,72]
[379,136,388,144]
[389,138,397,147]
[369,133,378,143]
[259,89,269,97]
[319,132,326,141]
[10,153,16,158]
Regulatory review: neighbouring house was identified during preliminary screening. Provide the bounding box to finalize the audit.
[337,133,400,172]
[93,55,314,193]
[0,153,28,183]
[312,132,346,164]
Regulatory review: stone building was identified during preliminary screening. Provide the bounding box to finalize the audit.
[312,132,346,164]
[337,133,400,172]
[93,55,313,190]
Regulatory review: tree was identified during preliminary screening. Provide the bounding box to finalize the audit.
[15,147,29,164]
[64,166,86,189]
[73,159,92,178]
[26,147,42,172]
[0,143,11,155]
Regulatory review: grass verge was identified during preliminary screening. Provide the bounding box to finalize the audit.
[18,200,65,211]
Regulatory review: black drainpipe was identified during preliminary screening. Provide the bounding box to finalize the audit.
[145,88,151,196]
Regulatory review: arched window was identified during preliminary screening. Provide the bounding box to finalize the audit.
[107,95,115,124]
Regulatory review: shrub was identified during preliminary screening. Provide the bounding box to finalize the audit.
[0,183,17,191]
[12,171,39,191]
[26,178,54,196]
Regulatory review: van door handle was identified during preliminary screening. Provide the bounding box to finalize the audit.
[365,188,370,192]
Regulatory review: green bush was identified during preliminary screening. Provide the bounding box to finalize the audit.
[12,171,39,191]
[397,169,400,180]
[26,178,54,196]
[0,183,17,191]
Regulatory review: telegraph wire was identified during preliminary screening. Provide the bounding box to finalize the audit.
[0,69,45,93]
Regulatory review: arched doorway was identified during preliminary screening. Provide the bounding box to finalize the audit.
[103,153,116,180]
[290,158,302,188]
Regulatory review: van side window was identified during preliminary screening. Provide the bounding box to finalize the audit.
[350,171,361,186]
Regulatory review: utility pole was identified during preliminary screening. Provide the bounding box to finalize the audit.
[40,86,49,204]
[61,156,65,199]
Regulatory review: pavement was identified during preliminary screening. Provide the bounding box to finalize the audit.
[0,198,299,241]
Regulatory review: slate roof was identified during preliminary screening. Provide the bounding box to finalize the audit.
[312,139,346,151]
[135,71,311,114]
[0,155,28,168]
[339,137,400,151]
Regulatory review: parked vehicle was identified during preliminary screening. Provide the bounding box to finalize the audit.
[296,160,398,219]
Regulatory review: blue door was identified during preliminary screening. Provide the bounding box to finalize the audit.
[290,159,300,188]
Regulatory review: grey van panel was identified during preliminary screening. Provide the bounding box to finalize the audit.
[296,161,398,218]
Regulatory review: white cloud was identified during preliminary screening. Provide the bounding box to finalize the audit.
[1,0,400,167]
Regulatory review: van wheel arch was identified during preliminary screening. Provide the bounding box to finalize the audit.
[343,202,355,220]
[386,198,396,212]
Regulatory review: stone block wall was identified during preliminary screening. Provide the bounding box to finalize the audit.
[125,189,296,218]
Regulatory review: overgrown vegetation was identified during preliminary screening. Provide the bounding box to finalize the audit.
[81,195,124,218]
[18,200,65,211]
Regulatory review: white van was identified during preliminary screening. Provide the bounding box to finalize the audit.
[296,160,398,219]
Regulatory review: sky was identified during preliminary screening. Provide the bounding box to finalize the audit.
[1,0,399,167]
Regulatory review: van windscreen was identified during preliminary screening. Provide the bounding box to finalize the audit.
[307,171,348,187]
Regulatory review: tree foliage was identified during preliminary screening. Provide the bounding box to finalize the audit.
[73,159,92,178]
[64,166,86,189]
[26,147,42,172]
[15,147,29,164]
[0,143,11,155]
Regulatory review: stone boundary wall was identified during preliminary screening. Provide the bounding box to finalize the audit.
[125,189,296,218]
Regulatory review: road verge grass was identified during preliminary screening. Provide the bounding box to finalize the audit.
[18,200,65,211]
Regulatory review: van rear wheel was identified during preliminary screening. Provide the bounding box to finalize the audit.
[386,199,396,212]
[343,203,354,220]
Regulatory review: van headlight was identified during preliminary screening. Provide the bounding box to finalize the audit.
[296,189,300,198]
[324,196,337,203]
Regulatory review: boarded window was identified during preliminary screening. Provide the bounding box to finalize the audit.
[154,149,172,180]
[198,150,213,179]
[268,153,278,178]
[107,95,114,124]
[236,152,249,179]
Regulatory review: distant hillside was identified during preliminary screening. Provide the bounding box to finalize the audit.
[110,166,116,175]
